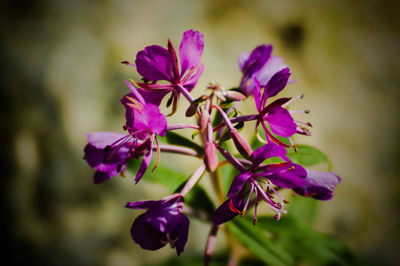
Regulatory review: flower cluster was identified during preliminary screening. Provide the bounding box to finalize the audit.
[84,30,341,259]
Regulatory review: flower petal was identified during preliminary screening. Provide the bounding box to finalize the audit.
[131,214,166,251]
[174,215,190,256]
[253,78,262,112]
[239,44,272,77]
[254,56,288,86]
[135,45,174,81]
[263,67,291,101]
[252,143,287,167]
[84,132,130,174]
[260,162,307,188]
[141,104,168,136]
[265,105,297,138]
[135,145,153,184]
[212,192,245,225]
[227,172,252,198]
[125,200,162,209]
[179,29,204,76]
[294,169,341,200]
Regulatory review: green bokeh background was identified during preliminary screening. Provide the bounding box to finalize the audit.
[1,0,399,265]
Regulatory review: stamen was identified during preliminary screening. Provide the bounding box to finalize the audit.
[282,93,304,108]
[241,183,254,216]
[253,188,259,225]
[289,109,310,114]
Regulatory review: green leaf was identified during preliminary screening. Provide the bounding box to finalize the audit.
[227,219,293,266]
[160,131,204,155]
[255,216,357,265]
[286,144,329,166]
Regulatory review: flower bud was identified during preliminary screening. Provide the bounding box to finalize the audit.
[204,142,219,172]
[230,129,253,159]
[224,91,246,101]
[185,102,199,117]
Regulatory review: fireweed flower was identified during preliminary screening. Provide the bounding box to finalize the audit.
[84,132,132,184]
[213,143,307,225]
[125,194,189,256]
[84,82,167,184]
[132,29,204,113]
[239,44,288,96]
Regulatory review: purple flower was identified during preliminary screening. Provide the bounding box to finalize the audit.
[293,169,341,200]
[213,143,307,225]
[133,29,204,112]
[84,82,167,184]
[252,76,311,147]
[239,44,288,96]
[126,195,189,256]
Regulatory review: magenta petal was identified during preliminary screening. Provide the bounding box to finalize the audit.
[265,105,297,138]
[254,56,288,86]
[183,63,204,91]
[253,78,262,112]
[179,29,204,76]
[264,67,291,101]
[240,44,272,77]
[135,146,153,184]
[252,143,287,167]
[261,163,307,188]
[141,104,167,136]
[294,170,341,200]
[227,172,251,198]
[136,45,174,81]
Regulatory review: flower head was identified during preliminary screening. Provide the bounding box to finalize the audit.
[213,143,307,225]
[239,44,288,96]
[83,82,167,184]
[133,29,204,113]
[126,195,189,256]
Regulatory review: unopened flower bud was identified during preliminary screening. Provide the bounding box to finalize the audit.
[224,91,246,101]
[230,129,253,159]
[204,142,219,172]
[185,102,199,117]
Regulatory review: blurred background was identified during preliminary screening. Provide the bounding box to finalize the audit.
[1,0,400,265]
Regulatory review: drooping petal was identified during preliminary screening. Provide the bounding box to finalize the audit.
[227,172,252,198]
[179,29,204,76]
[174,215,190,256]
[141,104,168,136]
[252,143,287,168]
[135,144,153,184]
[265,105,297,138]
[131,214,166,251]
[294,169,341,200]
[136,45,174,81]
[260,162,307,188]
